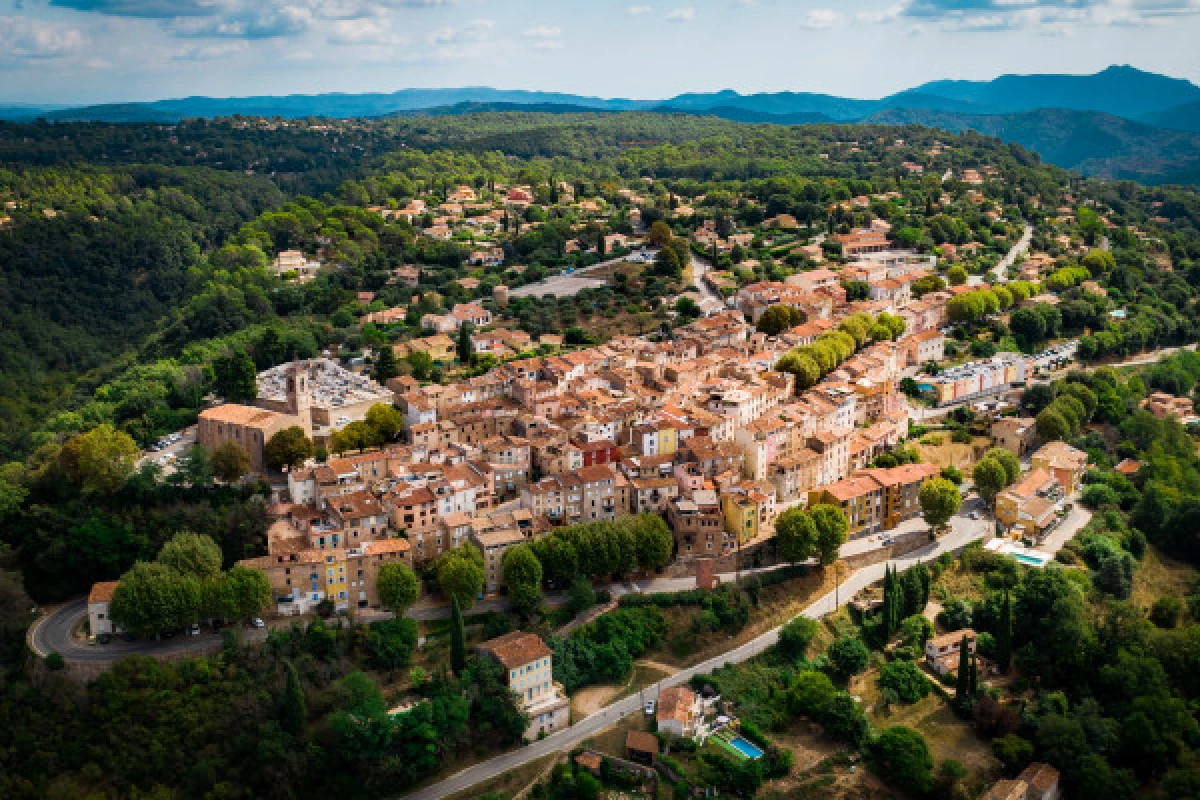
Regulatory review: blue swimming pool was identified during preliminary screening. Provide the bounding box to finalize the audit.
[727,736,764,760]
[1013,553,1048,567]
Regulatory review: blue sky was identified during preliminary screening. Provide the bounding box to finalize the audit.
[2,0,1199,104]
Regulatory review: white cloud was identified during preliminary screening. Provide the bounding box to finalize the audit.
[0,16,86,59]
[628,5,654,15]
[427,18,493,46]
[327,17,410,46]
[523,24,563,50]
[857,5,905,23]
[798,9,841,28]
[904,0,1200,32]
[666,7,695,21]
[171,41,250,61]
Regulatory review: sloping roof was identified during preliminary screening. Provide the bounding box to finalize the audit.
[199,404,285,428]
[626,730,659,755]
[656,685,695,725]
[479,631,551,669]
[89,580,119,604]
[1018,762,1060,793]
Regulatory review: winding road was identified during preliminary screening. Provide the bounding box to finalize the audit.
[28,599,268,662]
[400,498,1003,800]
[992,223,1034,283]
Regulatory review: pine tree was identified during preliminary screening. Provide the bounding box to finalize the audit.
[450,595,466,675]
[281,661,307,736]
[372,343,398,384]
[996,590,1013,674]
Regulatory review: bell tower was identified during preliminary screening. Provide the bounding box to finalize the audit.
[285,361,312,433]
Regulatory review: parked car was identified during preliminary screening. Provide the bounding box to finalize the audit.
[250,617,266,629]
[644,699,656,716]
[188,623,201,636]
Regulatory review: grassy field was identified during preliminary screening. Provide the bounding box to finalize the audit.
[1132,545,1198,614]
[645,567,841,669]
[914,435,991,471]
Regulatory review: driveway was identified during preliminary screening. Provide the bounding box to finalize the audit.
[399,507,992,800]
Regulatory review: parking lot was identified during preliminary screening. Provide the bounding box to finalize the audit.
[139,426,196,476]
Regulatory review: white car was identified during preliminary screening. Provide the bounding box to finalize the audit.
[188,623,201,636]
[250,617,266,629]
[644,699,656,716]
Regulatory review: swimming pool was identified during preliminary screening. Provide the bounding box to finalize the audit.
[1013,553,1049,567]
[727,736,764,760]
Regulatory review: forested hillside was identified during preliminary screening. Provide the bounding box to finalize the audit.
[2,112,1200,798]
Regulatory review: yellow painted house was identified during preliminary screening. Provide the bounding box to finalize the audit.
[323,552,349,609]
[720,484,772,544]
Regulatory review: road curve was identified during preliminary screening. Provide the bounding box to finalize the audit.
[28,598,265,662]
[400,502,994,800]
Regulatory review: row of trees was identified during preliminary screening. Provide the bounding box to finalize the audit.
[108,533,270,636]
[774,504,849,566]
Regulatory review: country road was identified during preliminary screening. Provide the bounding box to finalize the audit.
[969,222,1032,286]
[399,498,1003,800]
[27,563,810,663]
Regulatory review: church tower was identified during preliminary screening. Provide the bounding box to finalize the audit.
[285,361,313,434]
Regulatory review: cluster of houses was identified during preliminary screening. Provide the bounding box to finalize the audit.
[218,253,980,616]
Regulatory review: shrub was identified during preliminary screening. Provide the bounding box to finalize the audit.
[44,652,65,671]
[779,616,820,660]
[826,637,869,680]
[878,660,931,704]
[1149,595,1183,628]
[872,726,934,795]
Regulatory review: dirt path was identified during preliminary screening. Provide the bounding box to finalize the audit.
[634,660,681,676]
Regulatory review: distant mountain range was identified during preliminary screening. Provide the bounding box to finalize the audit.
[7,65,1200,184]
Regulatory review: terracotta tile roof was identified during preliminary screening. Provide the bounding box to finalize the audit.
[626,730,659,755]
[1018,762,1060,793]
[479,631,551,669]
[656,685,695,725]
[89,580,119,604]
[199,404,285,428]
[361,538,411,555]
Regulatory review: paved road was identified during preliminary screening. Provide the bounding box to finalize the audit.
[400,503,993,800]
[686,252,726,314]
[28,599,267,662]
[972,223,1033,285]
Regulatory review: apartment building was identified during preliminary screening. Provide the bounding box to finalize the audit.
[807,463,938,539]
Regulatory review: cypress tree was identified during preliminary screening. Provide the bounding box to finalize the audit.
[996,590,1013,674]
[450,595,466,675]
[954,633,972,708]
[968,648,979,698]
[882,565,895,638]
[457,322,474,365]
[281,661,307,737]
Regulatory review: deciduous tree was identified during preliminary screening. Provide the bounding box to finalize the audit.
[377,562,419,613]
